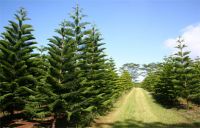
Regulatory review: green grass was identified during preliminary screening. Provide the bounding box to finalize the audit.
[142,89,188,124]
[92,88,200,128]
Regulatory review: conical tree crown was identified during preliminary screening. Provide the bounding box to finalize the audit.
[0,8,40,114]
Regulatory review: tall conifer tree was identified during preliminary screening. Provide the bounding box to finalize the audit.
[154,57,177,105]
[117,70,133,92]
[190,57,200,104]
[173,37,194,109]
[0,8,43,115]
[102,58,119,107]
[35,22,80,126]
[62,5,93,125]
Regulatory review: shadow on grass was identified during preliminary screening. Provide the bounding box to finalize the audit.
[94,119,200,128]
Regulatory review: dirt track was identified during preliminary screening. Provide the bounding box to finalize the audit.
[92,88,194,128]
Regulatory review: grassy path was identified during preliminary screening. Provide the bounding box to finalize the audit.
[92,88,200,128]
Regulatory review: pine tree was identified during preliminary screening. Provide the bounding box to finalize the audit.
[0,8,43,115]
[117,70,133,92]
[24,46,49,119]
[78,25,119,124]
[154,56,177,105]
[75,26,112,124]
[33,21,80,127]
[62,5,94,125]
[190,57,200,104]
[173,37,195,109]
[105,58,119,101]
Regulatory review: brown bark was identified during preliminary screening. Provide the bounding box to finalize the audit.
[51,114,57,128]
[186,99,190,110]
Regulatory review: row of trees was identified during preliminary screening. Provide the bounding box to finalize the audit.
[0,6,133,127]
[142,37,200,108]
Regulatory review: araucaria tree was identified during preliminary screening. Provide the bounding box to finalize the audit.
[36,5,119,127]
[173,37,194,109]
[61,5,93,125]
[0,8,43,115]
[191,57,200,104]
[117,70,133,92]
[142,37,200,108]
[0,6,132,127]
[41,22,77,127]
[154,56,177,105]
[77,27,116,124]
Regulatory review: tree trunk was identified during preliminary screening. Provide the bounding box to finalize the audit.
[11,109,14,116]
[9,109,14,120]
[51,114,57,128]
[186,99,190,110]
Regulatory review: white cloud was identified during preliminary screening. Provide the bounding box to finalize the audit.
[164,23,200,58]
[164,38,177,48]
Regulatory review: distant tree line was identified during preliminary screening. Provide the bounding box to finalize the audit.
[0,6,133,127]
[142,37,200,108]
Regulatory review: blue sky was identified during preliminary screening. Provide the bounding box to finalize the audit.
[1,0,200,68]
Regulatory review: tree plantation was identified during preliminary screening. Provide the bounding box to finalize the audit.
[0,5,200,128]
[0,7,133,127]
[142,37,200,107]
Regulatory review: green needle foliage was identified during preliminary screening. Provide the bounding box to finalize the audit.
[32,5,119,127]
[39,22,78,124]
[24,45,49,119]
[154,57,178,105]
[191,57,200,104]
[104,58,119,104]
[61,5,93,125]
[78,27,108,121]
[143,37,200,108]
[117,70,133,92]
[0,8,43,115]
[173,37,195,109]
[1,5,200,128]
